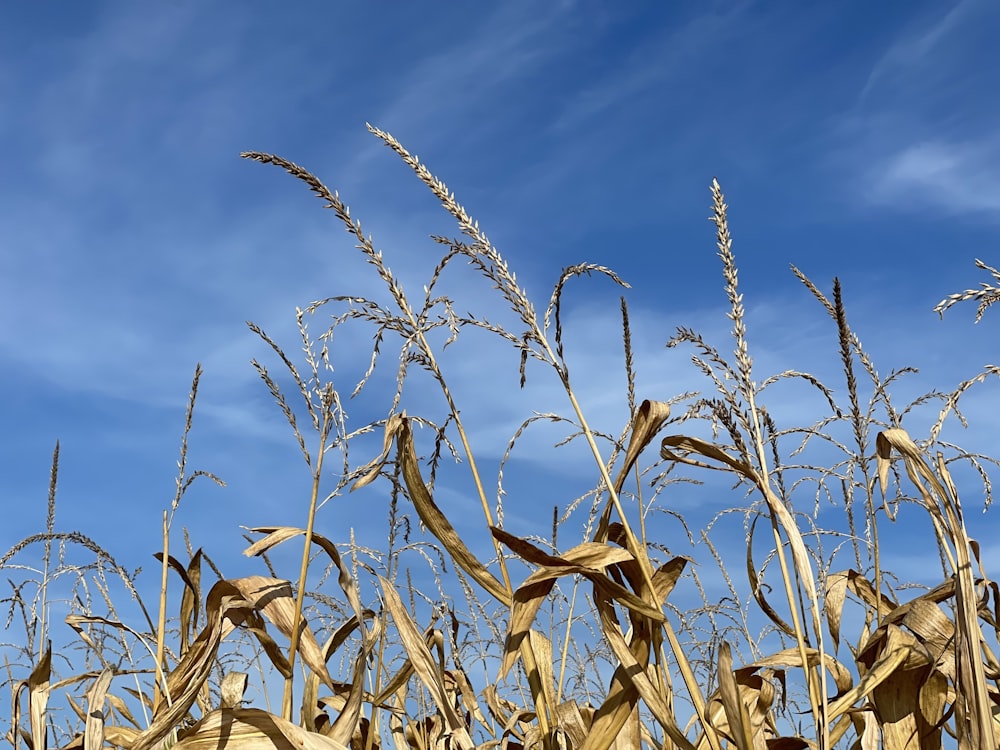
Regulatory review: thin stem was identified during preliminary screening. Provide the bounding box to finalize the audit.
[283,394,333,720]
[153,509,171,709]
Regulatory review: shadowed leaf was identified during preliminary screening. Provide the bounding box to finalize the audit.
[171,708,350,750]
[716,642,753,750]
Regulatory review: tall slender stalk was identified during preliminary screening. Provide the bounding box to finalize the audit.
[283,384,335,720]
[153,365,206,709]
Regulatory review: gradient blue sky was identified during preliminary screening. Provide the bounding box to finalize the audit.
[1,1,998,619]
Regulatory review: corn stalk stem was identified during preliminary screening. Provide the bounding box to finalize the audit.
[153,510,171,709]
[284,403,331,721]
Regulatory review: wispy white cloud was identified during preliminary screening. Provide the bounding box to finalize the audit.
[839,0,1000,217]
[334,2,585,185]
[547,7,750,135]
[869,138,1000,216]
[856,0,988,109]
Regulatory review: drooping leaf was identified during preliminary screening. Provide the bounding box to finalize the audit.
[397,418,510,605]
[613,400,672,495]
[351,412,405,490]
[247,527,369,645]
[377,576,475,750]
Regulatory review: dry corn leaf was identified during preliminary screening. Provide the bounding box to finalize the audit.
[498,709,537,748]
[301,660,325,734]
[26,642,51,750]
[66,693,86,724]
[170,708,350,750]
[732,672,780,750]
[495,531,661,679]
[389,692,409,750]
[245,527,368,642]
[397,418,510,606]
[351,412,405,490]
[858,624,946,750]
[312,617,382,734]
[857,710,879,750]
[878,666,947,750]
[824,572,849,653]
[84,669,113,750]
[106,693,141,730]
[490,526,589,569]
[609,704,640,750]
[228,576,333,689]
[662,433,826,742]
[405,714,445,750]
[134,577,329,750]
[65,615,140,664]
[746,516,795,638]
[122,686,153,713]
[742,648,852,697]
[554,700,590,750]
[876,428,993,748]
[896,598,956,679]
[602,523,688,606]
[326,649,368,748]
[716,643,753,750]
[593,400,672,544]
[181,549,203,655]
[493,538,670,749]
[492,528,636,572]
[373,621,444,707]
[54,732,84,750]
[447,668,489,732]
[220,672,248,709]
[881,577,954,623]
[152,551,196,595]
[378,576,475,750]
[527,629,557,727]
[104,725,141,750]
[829,625,919,722]
[613,400,672,495]
[135,581,254,750]
[661,435,820,624]
[354,718,379,750]
[651,557,689,605]
[483,686,519,738]
[493,532,663,624]
[841,569,897,619]
[59,688,90,728]
[589,589,696,750]
[241,609,294,679]
[326,609,378,660]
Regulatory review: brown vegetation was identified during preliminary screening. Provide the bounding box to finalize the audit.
[4,126,999,750]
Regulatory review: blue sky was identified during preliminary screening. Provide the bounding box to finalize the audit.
[1,0,999,660]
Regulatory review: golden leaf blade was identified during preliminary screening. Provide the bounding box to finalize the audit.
[171,708,350,750]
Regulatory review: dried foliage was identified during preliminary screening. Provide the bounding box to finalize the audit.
[3,127,999,750]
